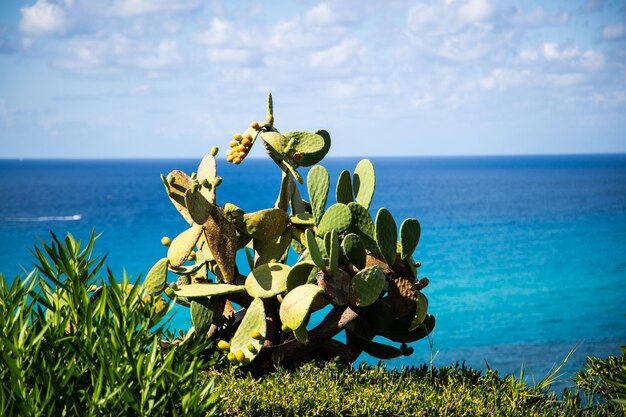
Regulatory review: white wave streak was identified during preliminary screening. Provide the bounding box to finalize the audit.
[4,214,82,222]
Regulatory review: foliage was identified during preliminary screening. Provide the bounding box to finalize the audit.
[148,94,434,374]
[0,232,219,417]
[574,346,626,408]
[212,361,624,416]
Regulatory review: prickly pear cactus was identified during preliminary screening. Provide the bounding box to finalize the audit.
[144,94,435,374]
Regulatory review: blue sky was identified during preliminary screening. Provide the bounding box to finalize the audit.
[0,0,625,158]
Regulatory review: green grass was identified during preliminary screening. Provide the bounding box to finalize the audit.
[212,361,625,416]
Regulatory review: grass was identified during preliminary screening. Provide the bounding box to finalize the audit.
[211,361,625,416]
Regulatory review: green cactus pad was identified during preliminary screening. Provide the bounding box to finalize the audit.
[267,93,273,117]
[347,202,378,252]
[191,297,222,336]
[350,265,386,307]
[305,229,326,270]
[242,208,290,240]
[328,229,339,276]
[286,261,316,292]
[280,284,324,331]
[185,188,213,224]
[245,263,292,299]
[315,129,332,165]
[336,170,354,204]
[381,314,435,343]
[167,225,203,268]
[293,325,309,344]
[284,131,327,167]
[203,207,237,282]
[173,283,246,297]
[229,298,267,364]
[197,153,217,204]
[375,208,398,266]
[253,227,292,266]
[307,165,330,225]
[168,262,205,275]
[290,213,315,226]
[409,292,428,331]
[261,131,288,155]
[316,203,352,237]
[165,170,194,225]
[400,218,421,260]
[144,258,169,296]
[353,159,375,210]
[342,233,366,270]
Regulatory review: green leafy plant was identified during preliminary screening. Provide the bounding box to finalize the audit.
[147,94,435,374]
[574,345,626,407]
[0,232,219,417]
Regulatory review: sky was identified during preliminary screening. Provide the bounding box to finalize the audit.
[0,0,625,158]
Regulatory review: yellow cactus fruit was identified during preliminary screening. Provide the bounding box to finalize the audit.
[247,344,257,353]
[226,154,234,162]
[236,145,246,153]
[227,352,236,362]
[229,141,238,148]
[233,133,243,141]
[217,340,231,351]
[250,330,263,340]
[243,133,252,141]
[233,157,242,165]
[242,138,251,147]
[266,114,274,124]
[251,121,260,129]
[234,350,245,362]
[161,236,171,246]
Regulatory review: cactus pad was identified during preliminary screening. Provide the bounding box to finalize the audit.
[253,227,292,266]
[279,284,324,331]
[286,261,316,291]
[185,188,213,224]
[144,258,169,296]
[245,262,291,299]
[305,229,326,270]
[316,269,350,306]
[347,202,378,252]
[242,208,290,240]
[290,213,315,226]
[284,131,327,167]
[165,170,194,225]
[375,208,398,266]
[261,131,288,155]
[229,298,266,364]
[167,225,203,268]
[409,292,428,331]
[381,314,436,343]
[347,331,404,360]
[328,229,339,276]
[316,203,352,237]
[400,218,421,260]
[307,165,330,225]
[353,159,375,209]
[342,233,366,270]
[191,297,222,335]
[387,276,417,319]
[336,170,354,204]
[202,207,237,282]
[173,283,246,297]
[197,153,217,204]
[350,265,386,307]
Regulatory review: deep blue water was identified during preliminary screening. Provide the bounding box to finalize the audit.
[1,155,625,391]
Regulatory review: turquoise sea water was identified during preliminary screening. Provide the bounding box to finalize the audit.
[1,155,625,390]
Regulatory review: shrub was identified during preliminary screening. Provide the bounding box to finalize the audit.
[0,232,219,417]
[145,94,434,375]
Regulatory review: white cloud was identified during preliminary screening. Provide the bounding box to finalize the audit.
[207,48,254,64]
[602,22,626,40]
[592,90,626,106]
[135,40,182,69]
[20,0,69,37]
[109,0,200,17]
[309,38,361,67]
[480,68,531,90]
[458,0,494,23]
[305,3,336,25]
[0,100,11,125]
[130,84,150,95]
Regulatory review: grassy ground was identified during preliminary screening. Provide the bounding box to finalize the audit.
[211,362,624,416]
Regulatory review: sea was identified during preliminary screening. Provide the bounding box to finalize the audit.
[1,155,625,392]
